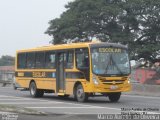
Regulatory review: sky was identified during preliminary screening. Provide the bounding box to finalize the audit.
[0,0,72,57]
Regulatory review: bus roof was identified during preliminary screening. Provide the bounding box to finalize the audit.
[17,42,127,53]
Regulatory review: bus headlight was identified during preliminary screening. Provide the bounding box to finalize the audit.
[127,77,131,83]
[93,75,99,85]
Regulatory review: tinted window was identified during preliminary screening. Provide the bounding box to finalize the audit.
[66,51,73,69]
[35,52,45,68]
[17,53,26,69]
[45,51,55,69]
[76,48,89,69]
[26,52,35,68]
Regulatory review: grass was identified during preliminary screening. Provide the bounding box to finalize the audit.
[0,104,46,115]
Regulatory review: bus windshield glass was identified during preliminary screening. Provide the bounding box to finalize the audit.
[91,47,130,76]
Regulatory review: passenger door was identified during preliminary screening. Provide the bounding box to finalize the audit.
[56,52,66,93]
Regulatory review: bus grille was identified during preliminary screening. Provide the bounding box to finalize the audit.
[98,76,126,85]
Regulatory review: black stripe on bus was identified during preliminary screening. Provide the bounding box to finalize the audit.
[15,72,56,78]
[65,72,84,79]
[15,72,85,79]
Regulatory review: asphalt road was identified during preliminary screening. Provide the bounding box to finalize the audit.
[0,86,160,120]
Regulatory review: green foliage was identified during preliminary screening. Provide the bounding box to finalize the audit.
[45,0,160,62]
[0,55,15,66]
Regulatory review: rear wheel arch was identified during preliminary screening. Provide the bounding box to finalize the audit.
[29,79,35,86]
[29,80,44,98]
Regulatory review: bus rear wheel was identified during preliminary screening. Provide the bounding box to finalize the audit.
[29,82,44,98]
[75,84,88,102]
[108,92,121,102]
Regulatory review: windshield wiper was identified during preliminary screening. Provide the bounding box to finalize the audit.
[111,55,124,75]
[104,54,112,74]
[104,54,123,75]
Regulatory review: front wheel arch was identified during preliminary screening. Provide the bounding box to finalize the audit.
[73,82,88,102]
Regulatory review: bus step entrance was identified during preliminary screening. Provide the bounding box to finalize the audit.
[57,93,65,96]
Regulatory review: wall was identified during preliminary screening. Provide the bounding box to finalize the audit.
[130,68,160,85]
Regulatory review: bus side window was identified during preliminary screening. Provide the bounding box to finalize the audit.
[26,52,35,69]
[66,51,73,69]
[45,52,55,69]
[17,53,26,69]
[76,48,89,69]
[35,52,45,69]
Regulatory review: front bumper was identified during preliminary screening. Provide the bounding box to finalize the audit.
[93,83,131,93]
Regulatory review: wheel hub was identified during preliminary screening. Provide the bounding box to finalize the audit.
[77,89,83,98]
[31,84,36,95]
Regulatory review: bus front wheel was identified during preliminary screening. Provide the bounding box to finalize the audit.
[108,92,121,102]
[75,84,88,102]
[29,82,44,98]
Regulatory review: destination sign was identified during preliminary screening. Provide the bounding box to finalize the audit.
[99,48,122,53]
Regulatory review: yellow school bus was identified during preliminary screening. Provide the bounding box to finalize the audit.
[15,42,131,102]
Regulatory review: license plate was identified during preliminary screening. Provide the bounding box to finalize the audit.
[110,85,118,90]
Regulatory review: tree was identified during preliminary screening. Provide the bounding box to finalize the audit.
[45,0,160,62]
[0,55,15,66]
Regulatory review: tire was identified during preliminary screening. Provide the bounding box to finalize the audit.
[29,82,44,98]
[13,86,17,90]
[13,84,17,90]
[75,84,88,102]
[108,92,121,102]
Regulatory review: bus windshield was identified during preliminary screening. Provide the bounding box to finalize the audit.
[91,47,130,76]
